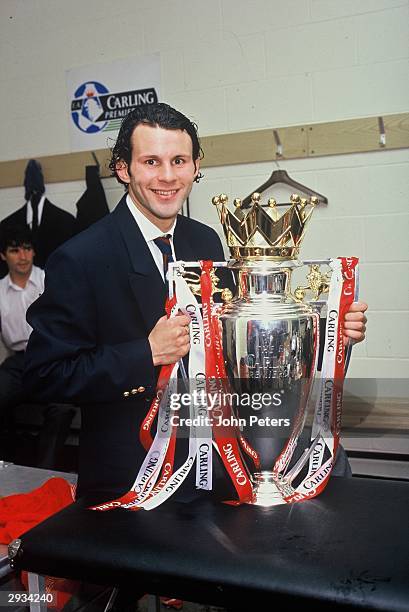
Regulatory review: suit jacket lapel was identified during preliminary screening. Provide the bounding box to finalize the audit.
[13,205,27,226]
[113,197,167,332]
[37,199,50,241]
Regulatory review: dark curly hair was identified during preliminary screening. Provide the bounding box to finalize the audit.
[109,102,204,186]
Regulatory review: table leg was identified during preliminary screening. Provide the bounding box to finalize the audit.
[27,572,47,612]
[147,593,161,612]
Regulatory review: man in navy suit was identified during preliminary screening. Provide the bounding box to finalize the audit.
[25,103,367,502]
[24,104,226,500]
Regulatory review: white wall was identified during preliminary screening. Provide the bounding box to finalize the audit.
[0,0,408,382]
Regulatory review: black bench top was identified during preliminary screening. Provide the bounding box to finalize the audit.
[14,477,409,610]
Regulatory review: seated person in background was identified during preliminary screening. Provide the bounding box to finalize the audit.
[0,225,43,415]
[0,224,74,468]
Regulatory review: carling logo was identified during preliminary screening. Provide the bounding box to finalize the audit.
[71,81,158,134]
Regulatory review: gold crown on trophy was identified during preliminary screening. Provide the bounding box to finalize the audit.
[212,192,318,261]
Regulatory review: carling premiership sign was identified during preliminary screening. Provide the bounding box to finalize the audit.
[66,54,160,152]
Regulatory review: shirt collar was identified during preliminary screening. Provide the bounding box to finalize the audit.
[7,265,43,291]
[126,194,176,242]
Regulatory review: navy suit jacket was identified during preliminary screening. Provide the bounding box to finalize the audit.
[25,196,227,498]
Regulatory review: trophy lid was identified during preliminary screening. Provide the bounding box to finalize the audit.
[212,192,317,261]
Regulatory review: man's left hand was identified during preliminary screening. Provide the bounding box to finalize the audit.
[343,301,368,345]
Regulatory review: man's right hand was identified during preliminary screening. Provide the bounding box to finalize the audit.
[148,313,191,366]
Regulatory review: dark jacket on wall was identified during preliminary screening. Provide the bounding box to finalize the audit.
[75,165,109,233]
[0,199,76,275]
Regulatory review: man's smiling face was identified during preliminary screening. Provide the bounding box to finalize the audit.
[116,123,199,232]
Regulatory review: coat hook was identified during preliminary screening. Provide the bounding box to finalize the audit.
[273,130,283,158]
[378,117,386,148]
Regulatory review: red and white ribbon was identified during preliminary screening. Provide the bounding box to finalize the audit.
[200,261,255,504]
[284,257,358,503]
[138,267,212,510]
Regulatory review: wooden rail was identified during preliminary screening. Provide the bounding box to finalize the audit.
[0,113,408,188]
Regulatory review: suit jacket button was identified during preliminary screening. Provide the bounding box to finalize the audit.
[138,386,145,393]
[123,391,130,398]
[131,388,138,395]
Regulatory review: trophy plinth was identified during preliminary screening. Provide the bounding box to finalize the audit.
[253,472,285,507]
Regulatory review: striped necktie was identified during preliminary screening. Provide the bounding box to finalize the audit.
[153,234,174,281]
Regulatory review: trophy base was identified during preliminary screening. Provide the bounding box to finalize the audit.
[250,471,286,507]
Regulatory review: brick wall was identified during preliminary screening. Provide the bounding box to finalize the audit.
[0,0,408,383]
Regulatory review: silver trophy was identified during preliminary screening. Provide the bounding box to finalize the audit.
[212,192,326,506]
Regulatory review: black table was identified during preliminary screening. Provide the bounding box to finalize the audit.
[13,477,409,610]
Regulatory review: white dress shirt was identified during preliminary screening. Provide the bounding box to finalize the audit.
[126,195,177,281]
[0,265,45,351]
[26,194,46,228]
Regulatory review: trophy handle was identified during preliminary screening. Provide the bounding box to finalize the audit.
[293,262,331,303]
[167,261,234,302]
